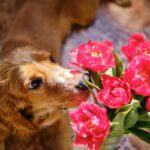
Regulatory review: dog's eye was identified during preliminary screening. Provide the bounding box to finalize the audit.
[50,55,56,63]
[29,79,42,90]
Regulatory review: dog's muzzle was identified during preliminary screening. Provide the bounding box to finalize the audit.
[76,73,90,90]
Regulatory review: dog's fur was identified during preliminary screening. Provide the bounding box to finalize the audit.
[108,0,150,30]
[0,0,99,149]
[0,47,91,150]
[110,0,132,7]
[1,0,99,62]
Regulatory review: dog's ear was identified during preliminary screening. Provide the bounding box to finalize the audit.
[0,83,37,136]
[0,61,37,136]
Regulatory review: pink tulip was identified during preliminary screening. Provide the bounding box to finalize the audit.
[123,55,150,96]
[69,102,110,150]
[97,75,132,108]
[70,40,115,72]
[122,32,150,61]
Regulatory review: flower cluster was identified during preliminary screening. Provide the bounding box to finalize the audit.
[69,33,150,150]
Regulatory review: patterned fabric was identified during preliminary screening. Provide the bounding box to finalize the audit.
[61,4,150,68]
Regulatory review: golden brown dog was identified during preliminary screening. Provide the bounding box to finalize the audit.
[0,0,99,149]
[1,0,99,62]
[0,46,90,150]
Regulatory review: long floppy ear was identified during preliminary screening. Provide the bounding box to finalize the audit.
[0,61,37,136]
[0,84,37,136]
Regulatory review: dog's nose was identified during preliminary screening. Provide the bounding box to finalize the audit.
[76,73,90,90]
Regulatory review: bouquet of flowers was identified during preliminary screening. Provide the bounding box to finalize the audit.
[69,33,150,150]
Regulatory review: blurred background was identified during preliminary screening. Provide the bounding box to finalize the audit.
[0,0,150,149]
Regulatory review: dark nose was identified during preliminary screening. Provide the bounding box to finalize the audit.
[76,73,90,90]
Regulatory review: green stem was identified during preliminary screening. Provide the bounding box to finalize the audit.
[82,75,99,104]
[134,121,150,128]
[83,74,101,90]
[88,87,98,104]
[88,70,102,88]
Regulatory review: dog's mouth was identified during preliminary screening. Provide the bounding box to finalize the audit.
[67,73,90,107]
[18,107,34,121]
[18,81,90,125]
[62,89,90,108]
[69,92,89,107]
[17,90,89,129]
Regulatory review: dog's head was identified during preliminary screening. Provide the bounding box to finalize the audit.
[0,46,89,136]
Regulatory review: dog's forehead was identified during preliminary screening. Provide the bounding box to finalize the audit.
[30,50,51,61]
[19,62,53,81]
[12,46,52,64]
[19,61,74,88]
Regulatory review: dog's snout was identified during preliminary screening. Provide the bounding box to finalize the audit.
[76,73,90,90]
[76,80,87,90]
[83,73,90,81]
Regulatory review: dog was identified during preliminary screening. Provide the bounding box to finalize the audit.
[1,0,99,62]
[0,0,99,149]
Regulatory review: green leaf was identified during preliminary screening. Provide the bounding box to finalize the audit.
[112,68,116,76]
[113,51,123,77]
[128,128,150,144]
[101,135,121,150]
[138,111,150,121]
[135,121,150,128]
[134,95,144,102]
[107,109,116,121]
[116,99,140,113]
[131,99,140,109]
[116,100,140,129]
[110,122,119,131]
[124,109,139,129]
[88,70,102,88]
[82,75,100,90]
[116,104,131,113]
[110,110,130,136]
